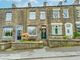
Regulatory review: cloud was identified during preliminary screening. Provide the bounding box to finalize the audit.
[16,2,28,7]
[15,0,38,7]
[12,0,22,3]
[47,0,64,2]
[29,0,38,3]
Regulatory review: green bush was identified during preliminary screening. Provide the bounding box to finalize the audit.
[73,32,80,38]
[63,35,68,39]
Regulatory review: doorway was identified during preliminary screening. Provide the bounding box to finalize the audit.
[17,30,22,40]
[16,25,23,40]
[41,28,47,39]
[65,23,73,38]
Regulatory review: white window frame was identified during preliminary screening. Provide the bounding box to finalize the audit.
[63,9,69,18]
[15,25,23,40]
[27,26,37,36]
[76,10,80,17]
[40,11,46,20]
[76,23,80,32]
[29,12,36,20]
[3,27,13,38]
[51,23,62,35]
[6,13,12,21]
[65,23,73,38]
[53,9,60,18]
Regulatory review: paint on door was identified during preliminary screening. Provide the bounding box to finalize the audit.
[41,28,47,39]
[16,25,23,40]
[65,23,73,38]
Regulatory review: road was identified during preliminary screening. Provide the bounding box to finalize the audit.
[0,46,80,60]
[20,56,80,60]
[19,56,80,60]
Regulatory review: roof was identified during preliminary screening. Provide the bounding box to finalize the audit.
[0,4,80,10]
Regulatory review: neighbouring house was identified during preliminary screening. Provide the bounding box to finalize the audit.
[0,2,80,42]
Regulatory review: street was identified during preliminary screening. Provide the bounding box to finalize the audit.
[0,46,80,60]
[20,56,80,60]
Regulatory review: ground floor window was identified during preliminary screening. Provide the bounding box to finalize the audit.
[52,25,62,35]
[3,27,13,38]
[76,24,80,32]
[27,26,37,36]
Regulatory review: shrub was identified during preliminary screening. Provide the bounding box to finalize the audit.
[63,35,68,39]
[73,32,80,38]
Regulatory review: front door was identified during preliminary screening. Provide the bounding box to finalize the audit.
[41,28,47,39]
[65,23,73,38]
[16,25,23,40]
[17,30,22,40]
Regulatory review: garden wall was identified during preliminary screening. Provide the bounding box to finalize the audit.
[11,41,43,50]
[0,42,11,50]
[48,39,80,48]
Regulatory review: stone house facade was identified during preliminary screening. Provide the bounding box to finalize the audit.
[0,3,80,41]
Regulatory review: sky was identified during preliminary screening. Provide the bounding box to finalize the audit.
[0,0,75,8]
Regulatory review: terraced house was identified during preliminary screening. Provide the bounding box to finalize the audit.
[0,2,80,42]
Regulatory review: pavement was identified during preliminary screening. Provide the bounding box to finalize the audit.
[0,46,80,60]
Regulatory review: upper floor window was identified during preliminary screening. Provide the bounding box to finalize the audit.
[29,12,36,20]
[6,13,12,21]
[40,11,46,20]
[53,9,60,18]
[63,9,69,18]
[76,10,80,17]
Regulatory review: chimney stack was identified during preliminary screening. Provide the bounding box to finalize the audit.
[28,2,31,7]
[43,2,48,6]
[73,0,80,5]
[12,3,16,8]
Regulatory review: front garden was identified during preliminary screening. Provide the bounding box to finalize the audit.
[0,32,80,51]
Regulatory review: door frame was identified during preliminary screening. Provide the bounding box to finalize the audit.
[40,26,47,40]
[65,23,73,38]
[15,25,23,41]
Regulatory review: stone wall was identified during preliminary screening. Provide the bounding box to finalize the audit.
[48,39,80,48]
[0,42,11,50]
[11,41,43,50]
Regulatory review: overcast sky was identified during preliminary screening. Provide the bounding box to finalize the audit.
[0,0,74,8]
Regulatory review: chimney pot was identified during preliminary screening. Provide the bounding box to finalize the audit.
[28,3,31,7]
[43,2,48,6]
[12,4,16,8]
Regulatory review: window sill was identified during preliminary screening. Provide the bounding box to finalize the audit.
[3,36,13,38]
[51,35,63,36]
[29,35,37,36]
